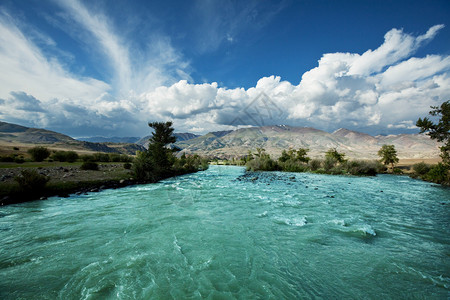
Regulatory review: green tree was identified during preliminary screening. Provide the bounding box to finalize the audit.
[279,148,310,163]
[295,148,310,163]
[416,100,450,165]
[278,150,290,163]
[27,146,50,162]
[378,144,399,170]
[325,148,346,163]
[133,121,177,181]
[147,121,176,173]
[254,147,266,158]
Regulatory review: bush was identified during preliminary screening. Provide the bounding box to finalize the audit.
[80,161,99,171]
[413,162,431,176]
[344,160,382,176]
[279,160,309,172]
[392,167,404,174]
[93,153,110,162]
[424,163,449,184]
[119,154,133,163]
[246,156,280,171]
[123,162,132,169]
[109,153,122,162]
[28,146,50,162]
[81,154,95,162]
[15,169,49,192]
[309,159,322,171]
[81,153,112,162]
[329,166,345,175]
[323,157,337,172]
[51,151,79,162]
[132,151,156,181]
[0,155,14,162]
[14,156,25,164]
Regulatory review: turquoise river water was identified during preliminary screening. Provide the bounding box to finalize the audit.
[1,165,449,299]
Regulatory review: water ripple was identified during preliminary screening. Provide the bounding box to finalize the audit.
[0,166,449,299]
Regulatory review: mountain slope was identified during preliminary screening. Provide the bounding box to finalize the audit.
[137,132,200,148]
[175,125,441,159]
[77,136,140,143]
[0,121,145,155]
[0,121,75,144]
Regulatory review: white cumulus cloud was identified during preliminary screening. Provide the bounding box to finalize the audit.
[0,2,448,138]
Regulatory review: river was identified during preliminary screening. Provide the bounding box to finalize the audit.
[1,165,449,299]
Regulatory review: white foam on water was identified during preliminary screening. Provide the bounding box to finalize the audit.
[274,216,307,227]
[258,211,268,218]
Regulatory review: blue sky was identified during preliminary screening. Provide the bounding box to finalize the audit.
[0,0,449,137]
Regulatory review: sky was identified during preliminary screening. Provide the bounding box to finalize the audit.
[0,0,449,138]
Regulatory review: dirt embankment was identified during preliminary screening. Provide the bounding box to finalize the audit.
[0,163,131,185]
[0,163,136,205]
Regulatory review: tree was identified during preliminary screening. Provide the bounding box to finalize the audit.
[295,148,310,163]
[325,148,346,163]
[416,100,450,165]
[279,148,310,164]
[148,121,177,145]
[133,121,177,181]
[254,147,267,158]
[378,144,399,170]
[147,121,176,173]
[27,146,50,162]
[278,150,290,163]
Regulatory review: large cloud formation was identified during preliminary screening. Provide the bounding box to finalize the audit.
[143,25,450,134]
[0,1,449,137]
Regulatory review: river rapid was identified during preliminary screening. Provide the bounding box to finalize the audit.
[1,165,449,299]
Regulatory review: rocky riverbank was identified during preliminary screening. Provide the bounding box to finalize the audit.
[0,163,137,205]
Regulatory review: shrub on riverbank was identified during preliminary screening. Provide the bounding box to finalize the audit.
[246,148,280,172]
[80,153,132,163]
[81,161,99,171]
[245,148,384,176]
[345,160,386,176]
[413,162,432,176]
[411,161,449,184]
[422,163,449,184]
[28,146,50,162]
[15,169,49,192]
[51,151,79,162]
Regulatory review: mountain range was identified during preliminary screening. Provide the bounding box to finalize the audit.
[0,121,145,155]
[77,136,141,143]
[136,133,200,149]
[173,125,441,159]
[0,121,441,160]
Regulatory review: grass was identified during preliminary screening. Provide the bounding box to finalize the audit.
[0,161,124,169]
[0,162,133,204]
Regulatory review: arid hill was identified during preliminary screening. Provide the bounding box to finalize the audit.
[173,125,441,159]
[0,121,145,155]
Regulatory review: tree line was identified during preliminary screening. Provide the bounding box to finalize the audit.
[242,100,449,184]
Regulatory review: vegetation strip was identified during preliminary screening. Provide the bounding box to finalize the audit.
[1,122,208,205]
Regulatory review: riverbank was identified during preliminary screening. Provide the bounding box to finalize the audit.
[0,161,210,205]
[1,165,448,299]
[0,163,137,205]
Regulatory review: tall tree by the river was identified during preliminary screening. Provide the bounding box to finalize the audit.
[378,145,399,171]
[416,100,450,165]
[133,121,177,181]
